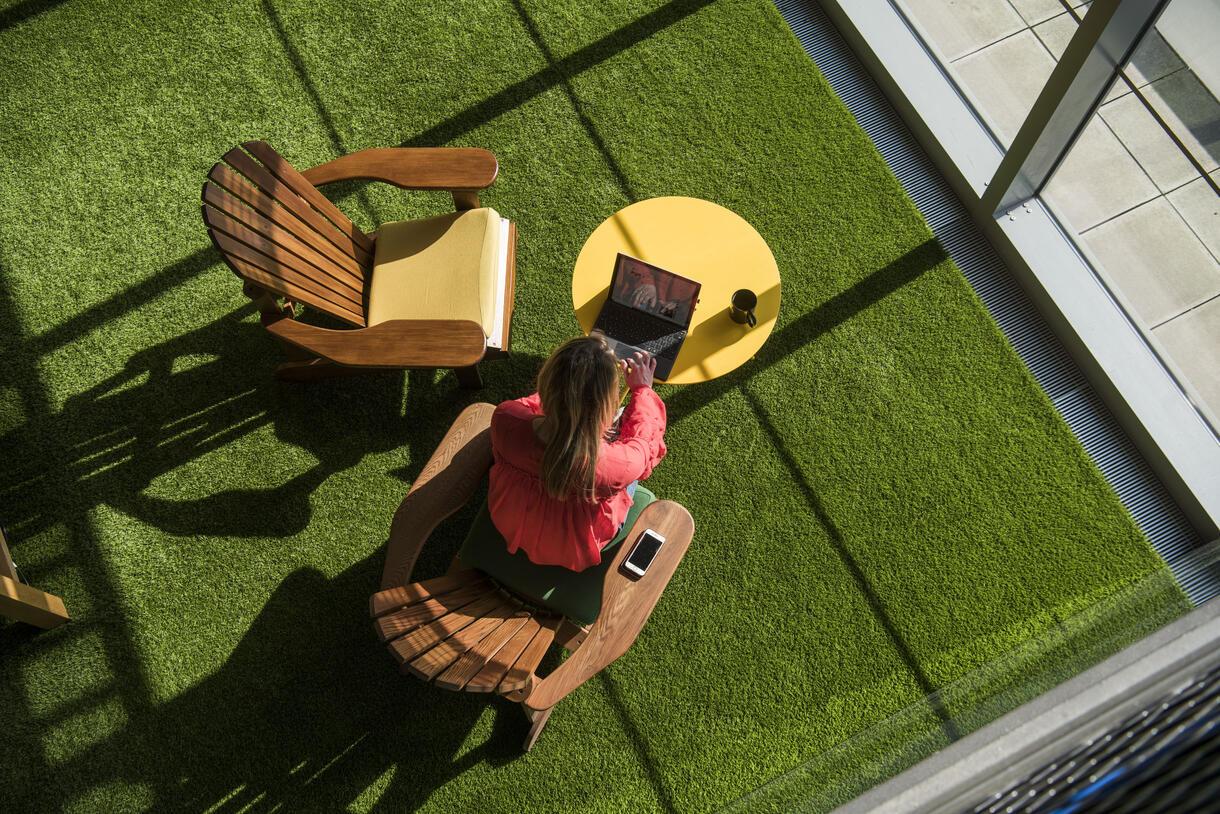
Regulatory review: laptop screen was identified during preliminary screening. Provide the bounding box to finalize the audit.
[610,254,700,327]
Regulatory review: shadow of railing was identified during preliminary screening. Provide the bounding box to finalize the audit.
[714,565,1190,813]
[664,239,947,427]
[0,0,69,32]
[510,0,640,203]
[662,239,958,740]
[33,550,528,812]
[262,0,381,228]
[0,259,158,811]
[399,0,717,150]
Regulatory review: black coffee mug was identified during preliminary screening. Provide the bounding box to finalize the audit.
[730,289,757,327]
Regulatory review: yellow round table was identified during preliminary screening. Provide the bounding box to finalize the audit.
[572,197,780,385]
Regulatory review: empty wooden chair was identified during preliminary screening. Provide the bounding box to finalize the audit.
[201,141,517,385]
[372,403,694,750]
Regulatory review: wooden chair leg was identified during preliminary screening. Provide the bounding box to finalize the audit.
[1,575,69,629]
[454,364,482,389]
[523,704,553,752]
[0,530,69,630]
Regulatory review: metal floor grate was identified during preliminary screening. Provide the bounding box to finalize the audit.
[773,0,1217,604]
[967,660,1220,813]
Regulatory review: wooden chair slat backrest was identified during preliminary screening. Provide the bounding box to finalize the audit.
[496,618,558,695]
[435,613,533,691]
[406,599,522,681]
[203,142,374,326]
[215,237,367,327]
[464,615,542,692]
[203,206,366,323]
[218,147,374,269]
[207,164,368,278]
[203,185,365,297]
[243,140,376,256]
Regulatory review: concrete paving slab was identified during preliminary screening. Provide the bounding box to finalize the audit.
[1126,30,1185,89]
[1083,198,1220,327]
[1153,296,1220,430]
[1144,70,1220,173]
[1100,93,1200,193]
[952,29,1056,146]
[899,0,1025,60]
[1044,116,1158,231]
[1032,12,1077,60]
[1008,0,1069,27]
[1169,177,1220,262]
[1030,11,1127,102]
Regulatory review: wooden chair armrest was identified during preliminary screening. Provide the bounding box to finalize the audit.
[301,148,499,192]
[381,403,496,589]
[523,501,694,712]
[265,317,486,369]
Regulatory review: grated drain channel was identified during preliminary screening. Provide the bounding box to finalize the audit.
[773,0,1216,604]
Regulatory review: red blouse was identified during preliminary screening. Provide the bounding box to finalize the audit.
[488,387,668,571]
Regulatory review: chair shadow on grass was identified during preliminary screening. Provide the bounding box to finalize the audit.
[1,302,543,543]
[17,542,533,812]
[0,291,554,810]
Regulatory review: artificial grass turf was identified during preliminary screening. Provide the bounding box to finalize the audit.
[0,0,1188,811]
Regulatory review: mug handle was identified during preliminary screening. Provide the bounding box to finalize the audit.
[747,309,757,328]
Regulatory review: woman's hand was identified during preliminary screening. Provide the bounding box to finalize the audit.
[623,350,657,389]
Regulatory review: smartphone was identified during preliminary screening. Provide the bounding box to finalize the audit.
[622,529,665,578]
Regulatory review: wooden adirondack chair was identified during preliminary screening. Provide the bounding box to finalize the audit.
[201,141,517,385]
[371,403,694,751]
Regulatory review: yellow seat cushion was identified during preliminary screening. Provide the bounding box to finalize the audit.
[367,207,501,334]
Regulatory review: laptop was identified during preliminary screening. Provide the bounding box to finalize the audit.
[592,253,701,381]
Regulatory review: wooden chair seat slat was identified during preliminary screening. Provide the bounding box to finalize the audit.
[406,602,522,681]
[220,250,366,328]
[375,581,493,642]
[222,147,374,269]
[388,593,503,666]
[243,141,375,254]
[204,202,364,301]
[497,617,558,695]
[204,177,367,281]
[370,569,484,617]
[463,614,542,693]
[435,613,532,691]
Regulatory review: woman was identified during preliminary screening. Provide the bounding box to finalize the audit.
[488,335,667,571]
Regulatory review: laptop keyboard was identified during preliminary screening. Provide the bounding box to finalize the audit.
[596,308,686,358]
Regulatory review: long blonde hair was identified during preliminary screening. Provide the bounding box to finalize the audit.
[537,335,621,501]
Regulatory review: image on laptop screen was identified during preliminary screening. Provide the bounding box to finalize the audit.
[610,255,700,326]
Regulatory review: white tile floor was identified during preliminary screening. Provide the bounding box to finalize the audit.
[1044,117,1159,230]
[898,0,1026,61]
[951,29,1057,146]
[1170,177,1220,259]
[896,0,1220,431]
[1144,70,1220,173]
[1081,198,1220,327]
[1153,297,1220,430]
[1099,93,1199,193]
